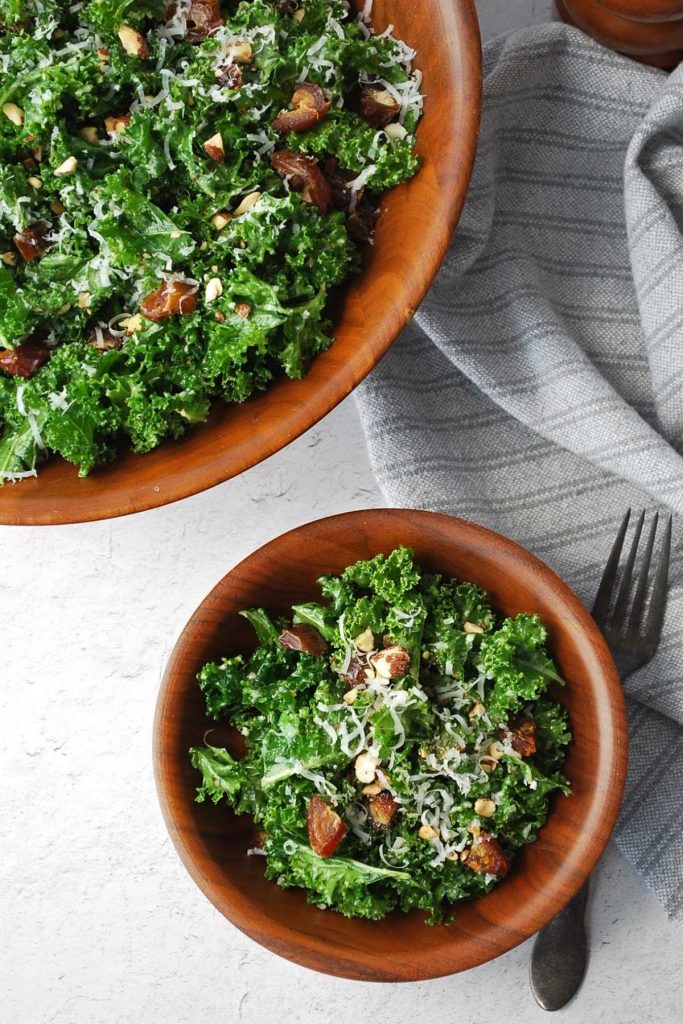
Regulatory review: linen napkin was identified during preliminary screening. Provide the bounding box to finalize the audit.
[355,23,683,922]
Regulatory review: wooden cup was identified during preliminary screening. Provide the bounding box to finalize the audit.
[557,0,683,67]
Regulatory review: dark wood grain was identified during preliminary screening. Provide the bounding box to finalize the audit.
[558,0,683,66]
[0,1,482,525]
[153,509,628,981]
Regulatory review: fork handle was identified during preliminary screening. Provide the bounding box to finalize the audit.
[529,880,590,1010]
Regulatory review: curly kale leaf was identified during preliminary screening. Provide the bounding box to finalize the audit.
[479,614,564,725]
[81,0,167,35]
[339,546,421,603]
[266,837,414,920]
[190,744,263,817]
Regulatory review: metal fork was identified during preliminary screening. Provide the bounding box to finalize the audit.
[529,508,673,1011]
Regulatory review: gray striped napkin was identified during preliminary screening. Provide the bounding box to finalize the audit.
[355,23,683,922]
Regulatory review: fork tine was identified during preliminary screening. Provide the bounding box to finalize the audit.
[611,510,645,630]
[645,514,673,642]
[627,512,658,635]
[592,509,631,623]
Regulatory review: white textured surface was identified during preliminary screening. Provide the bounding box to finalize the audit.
[2,3,681,1022]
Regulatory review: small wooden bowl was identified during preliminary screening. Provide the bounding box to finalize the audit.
[0,1,482,525]
[557,0,683,67]
[154,509,627,981]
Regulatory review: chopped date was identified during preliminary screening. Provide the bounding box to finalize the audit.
[359,86,401,128]
[465,833,510,878]
[271,149,331,214]
[341,653,369,690]
[216,61,243,89]
[140,280,198,321]
[307,795,347,858]
[497,717,537,758]
[272,83,330,133]
[347,200,379,243]
[278,624,328,656]
[13,222,50,263]
[271,0,301,12]
[368,792,398,831]
[86,330,123,353]
[0,340,50,377]
[184,0,224,42]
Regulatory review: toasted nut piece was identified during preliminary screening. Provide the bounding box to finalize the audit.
[385,122,408,140]
[105,115,131,136]
[54,156,78,177]
[77,292,92,310]
[118,24,150,59]
[467,822,481,835]
[293,7,305,21]
[203,132,225,163]
[272,82,331,133]
[354,628,375,653]
[204,277,223,303]
[120,313,144,334]
[232,191,261,217]
[368,792,398,831]
[97,47,110,65]
[227,40,253,62]
[418,824,439,841]
[31,145,43,162]
[354,751,378,784]
[26,176,42,189]
[49,199,66,216]
[369,645,411,680]
[463,621,484,634]
[343,687,358,706]
[421,649,431,660]
[363,666,376,680]
[79,126,100,144]
[210,211,232,230]
[359,86,401,128]
[235,302,251,319]
[460,848,470,862]
[58,303,71,315]
[271,149,332,214]
[1,251,17,266]
[278,624,328,656]
[469,701,485,719]
[480,758,496,774]
[474,798,496,818]
[361,781,382,796]
[2,103,24,126]
[446,849,459,861]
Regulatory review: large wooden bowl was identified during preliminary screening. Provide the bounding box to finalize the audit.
[154,509,627,981]
[0,2,482,525]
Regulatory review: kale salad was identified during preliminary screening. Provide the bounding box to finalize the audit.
[191,547,572,924]
[0,1,421,480]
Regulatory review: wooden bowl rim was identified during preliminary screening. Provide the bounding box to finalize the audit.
[153,508,628,981]
[0,1,482,526]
